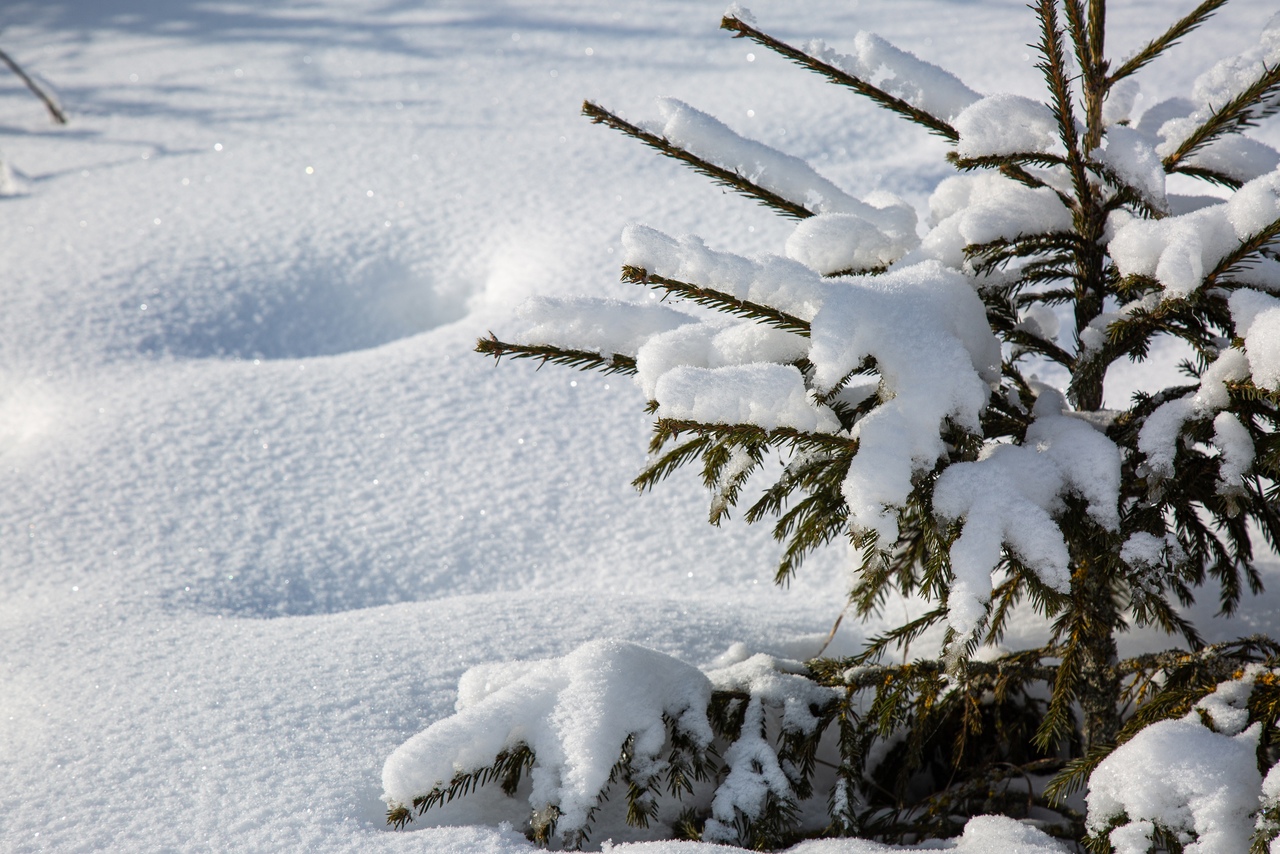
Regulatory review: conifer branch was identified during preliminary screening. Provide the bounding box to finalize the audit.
[978,283,1075,366]
[633,436,712,493]
[651,418,856,455]
[998,163,1071,199]
[1047,635,1280,802]
[1087,0,1106,78]
[1033,0,1089,202]
[1062,0,1093,84]
[719,15,960,141]
[582,101,814,219]
[622,265,811,336]
[1166,163,1244,190]
[1107,0,1231,85]
[1090,160,1169,218]
[948,152,1079,209]
[476,334,638,375]
[1162,62,1280,173]
[809,653,1060,689]
[949,152,1071,173]
[388,744,536,828]
[1002,328,1075,367]
[743,452,842,526]
[847,607,952,665]
[1204,214,1280,291]
[774,491,849,583]
[966,232,1085,273]
[707,444,764,526]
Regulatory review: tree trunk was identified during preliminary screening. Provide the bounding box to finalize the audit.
[1073,558,1120,750]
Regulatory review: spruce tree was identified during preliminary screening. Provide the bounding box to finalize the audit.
[385,2,1280,850]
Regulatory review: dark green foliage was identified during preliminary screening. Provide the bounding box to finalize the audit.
[1106,0,1229,84]
[463,0,1280,848]
[388,744,536,830]
[621,266,812,336]
[476,334,638,375]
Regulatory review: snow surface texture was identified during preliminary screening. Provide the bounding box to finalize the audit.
[4,0,1280,852]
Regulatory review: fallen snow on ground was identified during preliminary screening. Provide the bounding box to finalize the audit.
[2,0,1279,851]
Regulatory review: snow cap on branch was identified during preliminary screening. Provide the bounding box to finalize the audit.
[647,97,917,223]
[1231,287,1280,390]
[1138,348,1251,480]
[933,390,1121,636]
[623,224,826,320]
[636,320,810,399]
[654,363,841,433]
[1096,125,1168,212]
[953,94,1059,159]
[803,32,981,122]
[918,172,1074,269]
[381,640,714,839]
[785,205,918,275]
[1087,670,1268,854]
[1110,167,1280,298]
[1154,13,1280,181]
[807,260,1000,544]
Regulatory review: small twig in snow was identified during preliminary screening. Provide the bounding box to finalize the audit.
[0,46,68,124]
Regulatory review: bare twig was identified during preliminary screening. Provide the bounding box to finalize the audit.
[0,46,68,124]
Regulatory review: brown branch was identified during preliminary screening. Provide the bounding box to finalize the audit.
[0,46,67,124]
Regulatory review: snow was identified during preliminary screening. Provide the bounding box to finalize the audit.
[654,363,841,433]
[636,320,811,400]
[512,297,696,357]
[1109,165,1280,300]
[622,224,826,321]
[1213,411,1255,491]
[1096,125,1169,212]
[648,97,915,225]
[1137,347,1251,480]
[599,813,1066,853]
[1086,671,1267,854]
[932,391,1121,636]
[4,0,1280,852]
[785,209,917,274]
[383,639,715,839]
[807,260,1001,544]
[1154,12,1280,182]
[1121,532,1173,569]
[953,94,1060,159]
[917,172,1074,270]
[802,31,982,123]
[1231,289,1280,389]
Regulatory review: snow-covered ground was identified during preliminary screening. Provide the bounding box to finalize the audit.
[3,1,1279,851]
